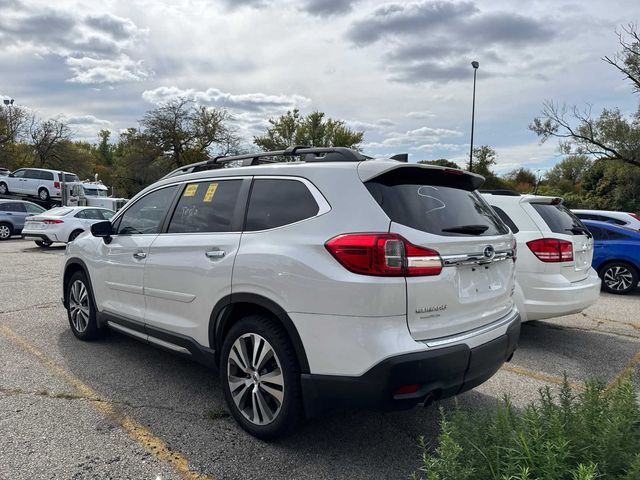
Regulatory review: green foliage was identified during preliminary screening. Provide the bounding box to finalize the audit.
[418,159,462,169]
[414,375,640,480]
[253,109,364,152]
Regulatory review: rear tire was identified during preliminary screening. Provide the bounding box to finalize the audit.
[35,240,52,248]
[220,314,303,439]
[0,182,8,195]
[38,188,50,201]
[66,271,106,340]
[600,261,638,294]
[0,222,12,240]
[69,229,84,242]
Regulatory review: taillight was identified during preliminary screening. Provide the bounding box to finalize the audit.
[325,233,442,276]
[53,181,60,189]
[43,219,64,224]
[526,238,573,263]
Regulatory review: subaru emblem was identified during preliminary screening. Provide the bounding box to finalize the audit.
[483,245,495,259]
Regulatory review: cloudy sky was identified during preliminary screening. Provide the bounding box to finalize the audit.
[1,0,638,172]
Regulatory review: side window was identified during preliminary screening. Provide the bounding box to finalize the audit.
[3,202,27,213]
[588,226,608,241]
[83,209,105,220]
[491,206,519,233]
[607,230,630,240]
[11,169,26,179]
[167,180,242,233]
[75,210,87,219]
[116,186,178,235]
[245,179,320,231]
[24,170,39,179]
[24,203,45,214]
[100,210,115,221]
[42,171,54,181]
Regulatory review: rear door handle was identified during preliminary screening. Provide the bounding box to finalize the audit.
[206,249,225,259]
[133,251,147,260]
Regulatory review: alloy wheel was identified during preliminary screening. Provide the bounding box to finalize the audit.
[603,265,634,291]
[69,280,90,333]
[226,333,285,426]
[0,184,7,195]
[39,189,49,201]
[0,224,11,239]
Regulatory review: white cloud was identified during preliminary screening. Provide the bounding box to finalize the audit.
[66,55,151,84]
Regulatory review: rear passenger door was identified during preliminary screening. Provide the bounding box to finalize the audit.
[143,178,249,346]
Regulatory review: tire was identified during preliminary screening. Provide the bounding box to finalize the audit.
[69,229,84,242]
[65,270,106,340]
[600,261,639,295]
[0,222,12,240]
[35,240,52,248]
[220,314,303,439]
[38,188,50,201]
[0,182,8,195]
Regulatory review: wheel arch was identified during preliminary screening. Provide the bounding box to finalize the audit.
[210,293,310,373]
[63,258,92,309]
[597,258,640,276]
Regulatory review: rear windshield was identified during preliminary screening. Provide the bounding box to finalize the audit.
[366,177,508,237]
[44,207,74,216]
[532,203,587,235]
[58,173,79,182]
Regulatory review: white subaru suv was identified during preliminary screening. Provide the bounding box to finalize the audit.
[482,192,600,323]
[62,147,520,439]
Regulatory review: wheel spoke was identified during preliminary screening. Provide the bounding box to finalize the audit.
[254,388,273,423]
[229,346,249,373]
[260,383,284,405]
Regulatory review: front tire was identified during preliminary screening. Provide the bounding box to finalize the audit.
[0,222,12,240]
[66,271,106,340]
[220,315,303,439]
[38,188,50,201]
[0,182,8,195]
[600,261,639,294]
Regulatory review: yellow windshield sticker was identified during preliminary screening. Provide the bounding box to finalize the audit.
[184,184,198,197]
[204,183,218,202]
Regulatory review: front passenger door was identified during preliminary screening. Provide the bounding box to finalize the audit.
[92,185,179,324]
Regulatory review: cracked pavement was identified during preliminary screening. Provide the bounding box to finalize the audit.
[0,238,639,479]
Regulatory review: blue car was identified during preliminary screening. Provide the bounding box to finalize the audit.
[583,219,640,294]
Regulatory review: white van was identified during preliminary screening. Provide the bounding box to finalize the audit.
[0,168,80,202]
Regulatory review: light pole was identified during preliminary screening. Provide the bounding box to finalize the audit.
[469,61,479,172]
[3,98,14,142]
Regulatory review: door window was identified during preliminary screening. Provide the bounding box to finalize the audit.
[491,206,519,233]
[24,170,39,179]
[587,225,608,241]
[76,209,104,220]
[245,179,319,231]
[167,180,243,233]
[0,202,26,212]
[116,186,178,235]
[24,203,45,214]
[100,210,115,220]
[11,170,26,179]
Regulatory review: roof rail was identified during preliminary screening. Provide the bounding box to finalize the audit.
[161,145,367,179]
[479,189,521,196]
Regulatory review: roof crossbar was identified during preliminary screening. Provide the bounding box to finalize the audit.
[161,145,367,179]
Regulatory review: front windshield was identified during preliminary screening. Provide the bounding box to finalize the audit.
[84,187,108,197]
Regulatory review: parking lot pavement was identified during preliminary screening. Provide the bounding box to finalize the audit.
[1,239,639,480]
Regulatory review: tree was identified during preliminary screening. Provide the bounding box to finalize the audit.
[418,159,461,169]
[96,129,113,166]
[140,98,232,168]
[544,154,592,191]
[253,109,364,152]
[470,145,497,177]
[28,116,70,167]
[0,104,29,145]
[505,167,537,192]
[530,24,640,168]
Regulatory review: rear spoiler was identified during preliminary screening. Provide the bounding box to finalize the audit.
[520,195,563,205]
[358,160,485,191]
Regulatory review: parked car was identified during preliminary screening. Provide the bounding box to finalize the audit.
[573,209,640,231]
[0,168,80,202]
[582,220,640,294]
[0,167,10,176]
[482,192,600,322]
[62,147,520,439]
[22,206,114,247]
[0,199,46,240]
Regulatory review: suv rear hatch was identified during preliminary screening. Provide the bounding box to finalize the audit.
[525,197,593,282]
[360,162,516,342]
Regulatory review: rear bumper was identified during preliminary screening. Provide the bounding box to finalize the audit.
[301,313,520,417]
[21,232,56,243]
[516,269,601,322]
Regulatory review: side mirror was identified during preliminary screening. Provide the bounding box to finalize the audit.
[91,221,113,243]
[8,173,14,177]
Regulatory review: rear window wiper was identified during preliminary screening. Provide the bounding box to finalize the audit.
[441,224,489,235]
[565,227,592,238]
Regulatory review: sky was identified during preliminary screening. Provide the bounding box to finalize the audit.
[1,0,639,173]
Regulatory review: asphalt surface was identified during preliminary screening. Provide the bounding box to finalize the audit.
[1,238,639,480]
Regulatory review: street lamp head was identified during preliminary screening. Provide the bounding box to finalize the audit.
[471,61,479,69]
[2,99,9,106]
[10,99,14,105]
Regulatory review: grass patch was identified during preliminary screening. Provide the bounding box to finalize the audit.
[206,408,229,421]
[413,375,640,480]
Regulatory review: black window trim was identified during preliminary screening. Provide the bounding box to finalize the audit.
[110,184,181,237]
[161,177,252,234]
[242,175,331,233]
